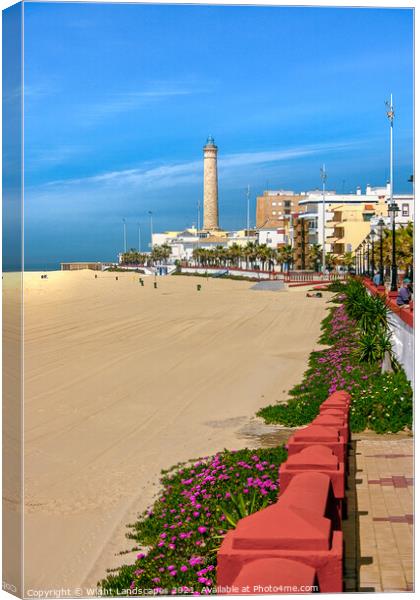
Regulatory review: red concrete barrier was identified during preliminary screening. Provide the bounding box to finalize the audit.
[228,558,317,595]
[321,408,348,419]
[327,390,351,402]
[312,414,349,443]
[319,399,350,413]
[319,407,349,420]
[217,504,343,592]
[287,425,346,462]
[279,445,345,502]
[216,390,352,594]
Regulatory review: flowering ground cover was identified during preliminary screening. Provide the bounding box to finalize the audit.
[258,286,413,434]
[99,446,287,596]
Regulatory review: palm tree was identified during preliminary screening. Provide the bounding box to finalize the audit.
[228,243,242,268]
[381,222,413,276]
[325,252,338,272]
[308,244,322,272]
[276,245,293,272]
[256,244,270,271]
[341,251,355,272]
[244,241,258,269]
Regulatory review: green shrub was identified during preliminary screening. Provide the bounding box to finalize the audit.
[350,371,413,433]
[257,283,413,435]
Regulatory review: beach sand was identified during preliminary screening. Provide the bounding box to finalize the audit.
[18,270,331,593]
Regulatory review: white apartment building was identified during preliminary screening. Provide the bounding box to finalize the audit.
[295,183,413,253]
[151,228,258,261]
[257,228,291,249]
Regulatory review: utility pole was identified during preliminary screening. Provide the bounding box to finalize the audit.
[138,223,142,252]
[122,218,127,253]
[320,164,327,275]
[148,211,153,250]
[246,184,250,235]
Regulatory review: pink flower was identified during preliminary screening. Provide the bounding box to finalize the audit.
[198,526,207,534]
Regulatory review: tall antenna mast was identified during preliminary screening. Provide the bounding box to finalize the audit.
[320,165,327,275]
[385,94,394,205]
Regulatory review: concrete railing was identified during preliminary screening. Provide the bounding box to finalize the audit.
[217,390,351,594]
[179,266,279,280]
[284,272,347,283]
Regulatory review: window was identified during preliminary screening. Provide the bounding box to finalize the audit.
[284,201,291,208]
[272,202,277,206]
[402,203,409,217]
[272,211,277,215]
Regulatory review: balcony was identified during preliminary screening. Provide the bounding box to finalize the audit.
[332,243,345,255]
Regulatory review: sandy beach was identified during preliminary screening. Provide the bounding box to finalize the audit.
[17,270,331,593]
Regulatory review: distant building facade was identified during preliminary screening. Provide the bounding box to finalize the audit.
[256,190,301,229]
[152,228,257,261]
[294,183,413,257]
[292,216,310,270]
[61,262,112,271]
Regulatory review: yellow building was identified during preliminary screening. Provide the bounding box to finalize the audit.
[327,200,387,256]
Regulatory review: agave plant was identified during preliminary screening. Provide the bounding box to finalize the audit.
[355,328,398,368]
[218,489,270,528]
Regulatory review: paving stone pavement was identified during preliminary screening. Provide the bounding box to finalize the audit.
[343,435,414,592]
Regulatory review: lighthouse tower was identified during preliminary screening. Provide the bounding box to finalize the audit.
[203,136,219,231]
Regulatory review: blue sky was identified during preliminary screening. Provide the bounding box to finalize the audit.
[20,2,413,267]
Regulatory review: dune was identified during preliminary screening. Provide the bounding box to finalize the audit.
[18,270,330,593]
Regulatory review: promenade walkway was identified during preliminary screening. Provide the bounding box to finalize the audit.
[344,433,413,592]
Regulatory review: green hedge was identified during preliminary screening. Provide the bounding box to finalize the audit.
[257,292,412,434]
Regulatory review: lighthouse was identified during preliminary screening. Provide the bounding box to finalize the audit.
[202,136,219,231]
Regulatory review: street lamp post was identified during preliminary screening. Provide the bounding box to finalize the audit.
[370,230,375,279]
[377,217,385,286]
[356,246,360,275]
[366,237,370,278]
[388,202,400,292]
[362,240,366,275]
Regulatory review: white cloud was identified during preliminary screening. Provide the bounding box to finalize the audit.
[38,139,359,193]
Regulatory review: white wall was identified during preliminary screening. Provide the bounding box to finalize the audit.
[258,229,285,248]
[387,312,414,385]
